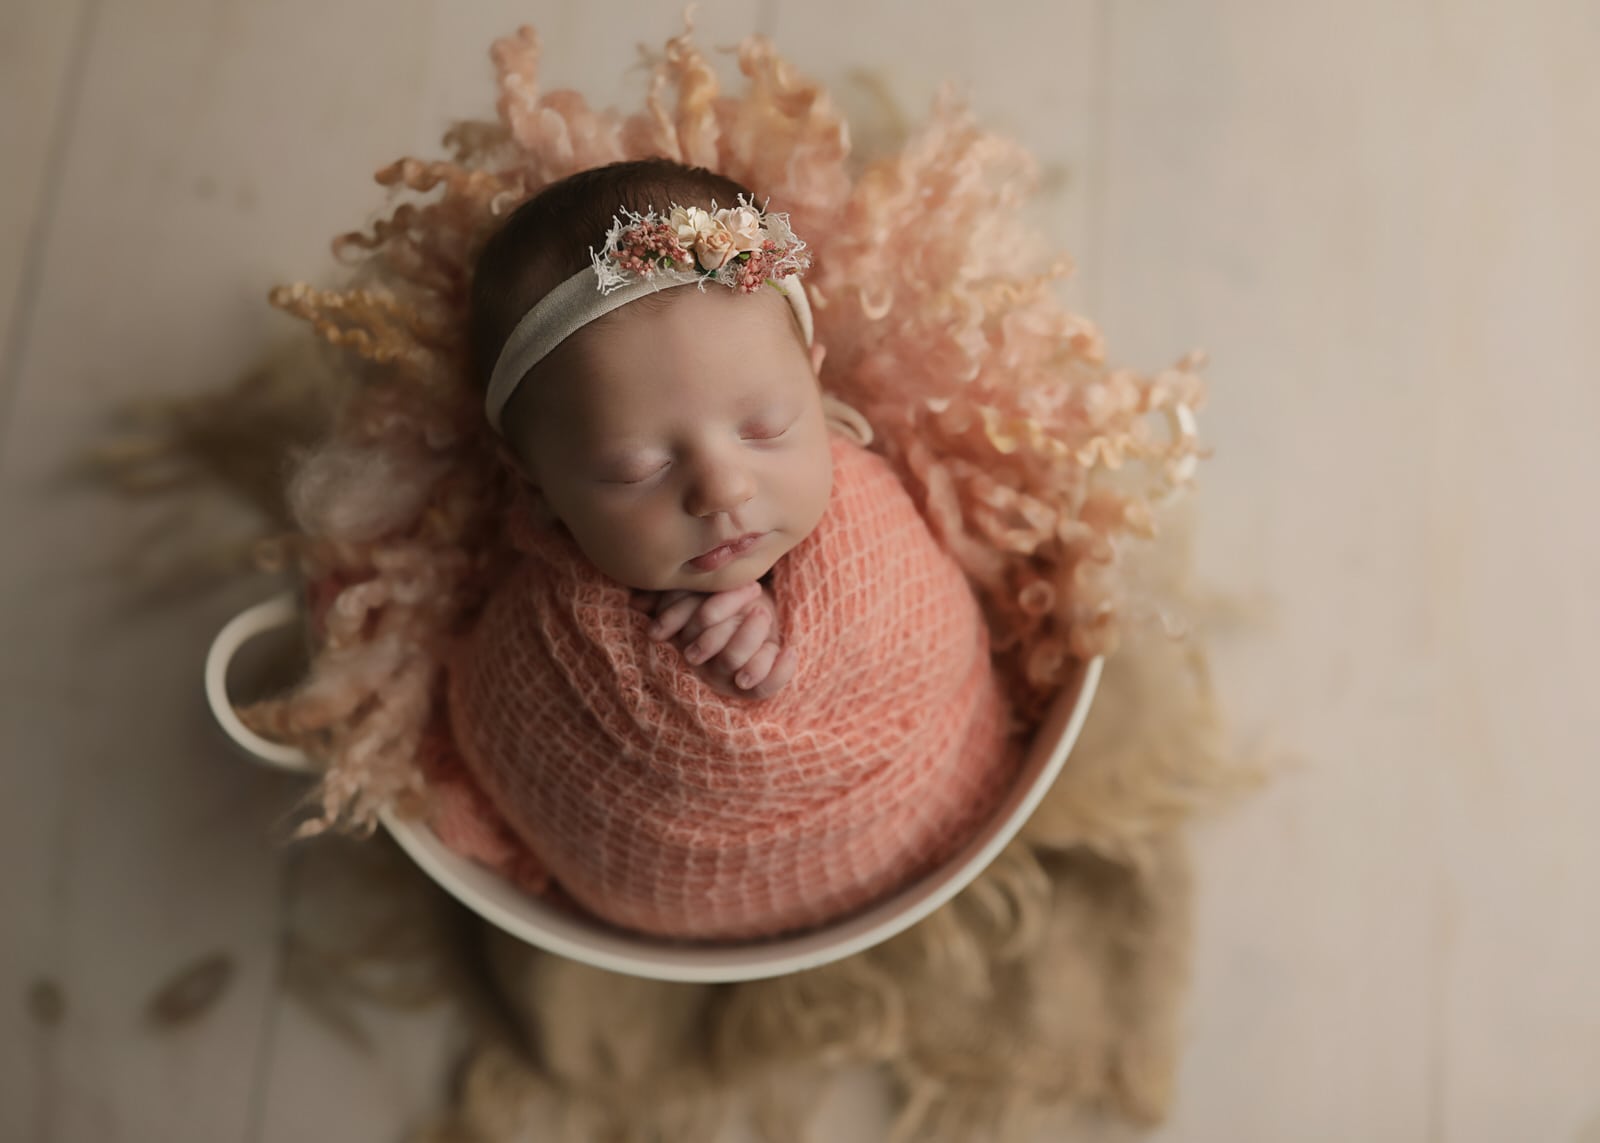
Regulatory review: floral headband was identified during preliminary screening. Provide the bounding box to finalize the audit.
[484,197,813,433]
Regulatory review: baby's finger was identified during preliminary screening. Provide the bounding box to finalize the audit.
[677,584,761,646]
[745,645,798,700]
[713,607,772,674]
[649,592,703,641]
[692,581,763,631]
[732,641,779,691]
[682,611,746,666]
[652,589,696,615]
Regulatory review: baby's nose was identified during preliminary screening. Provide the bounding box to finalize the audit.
[687,459,755,517]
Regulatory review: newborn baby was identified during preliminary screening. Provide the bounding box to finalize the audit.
[448,158,1019,940]
[488,239,827,700]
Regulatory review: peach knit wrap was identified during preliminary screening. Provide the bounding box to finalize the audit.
[445,432,1021,940]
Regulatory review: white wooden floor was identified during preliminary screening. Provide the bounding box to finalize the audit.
[3,1,1597,1140]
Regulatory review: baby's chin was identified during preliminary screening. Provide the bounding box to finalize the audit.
[681,562,774,593]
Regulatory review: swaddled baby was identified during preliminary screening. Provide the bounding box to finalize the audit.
[449,158,1020,940]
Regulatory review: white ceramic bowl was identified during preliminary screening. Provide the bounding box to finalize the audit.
[206,593,1101,982]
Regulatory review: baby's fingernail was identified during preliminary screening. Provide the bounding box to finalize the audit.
[685,646,704,664]
[735,671,754,689]
[648,623,664,639]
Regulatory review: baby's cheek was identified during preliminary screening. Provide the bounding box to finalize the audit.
[799,452,834,533]
[605,517,692,587]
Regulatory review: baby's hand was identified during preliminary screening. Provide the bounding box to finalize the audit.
[630,582,798,699]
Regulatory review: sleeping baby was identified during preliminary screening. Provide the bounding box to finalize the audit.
[448,157,1021,940]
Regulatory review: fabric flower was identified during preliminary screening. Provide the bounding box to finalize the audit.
[693,221,738,269]
[668,205,714,248]
[596,202,806,293]
[715,205,764,252]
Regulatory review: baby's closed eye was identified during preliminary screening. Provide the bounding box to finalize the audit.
[740,411,797,440]
[600,461,669,485]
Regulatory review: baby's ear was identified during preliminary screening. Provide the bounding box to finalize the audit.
[809,340,827,375]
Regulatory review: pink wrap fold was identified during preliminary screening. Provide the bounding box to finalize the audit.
[445,432,1021,940]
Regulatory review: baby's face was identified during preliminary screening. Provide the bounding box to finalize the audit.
[504,285,834,592]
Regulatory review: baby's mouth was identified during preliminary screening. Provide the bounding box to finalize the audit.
[688,531,767,571]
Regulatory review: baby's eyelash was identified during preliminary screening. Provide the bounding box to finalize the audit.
[742,417,796,440]
[603,462,669,485]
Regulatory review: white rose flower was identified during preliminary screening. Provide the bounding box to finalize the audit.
[714,205,764,252]
[669,205,713,249]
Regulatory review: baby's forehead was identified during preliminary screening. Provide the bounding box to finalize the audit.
[570,291,800,375]
[560,363,795,425]
[629,279,801,337]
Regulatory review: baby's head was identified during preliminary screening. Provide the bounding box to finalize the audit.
[469,159,833,594]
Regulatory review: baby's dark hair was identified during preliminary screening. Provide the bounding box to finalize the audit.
[468,158,756,389]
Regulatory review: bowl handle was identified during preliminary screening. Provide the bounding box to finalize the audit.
[204,592,316,773]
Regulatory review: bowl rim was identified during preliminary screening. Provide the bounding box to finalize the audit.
[207,592,1101,982]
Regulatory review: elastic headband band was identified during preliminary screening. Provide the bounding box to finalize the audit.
[484,271,814,434]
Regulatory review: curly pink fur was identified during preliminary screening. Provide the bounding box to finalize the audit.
[242,20,1206,832]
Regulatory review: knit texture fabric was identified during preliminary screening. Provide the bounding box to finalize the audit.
[444,431,1021,940]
